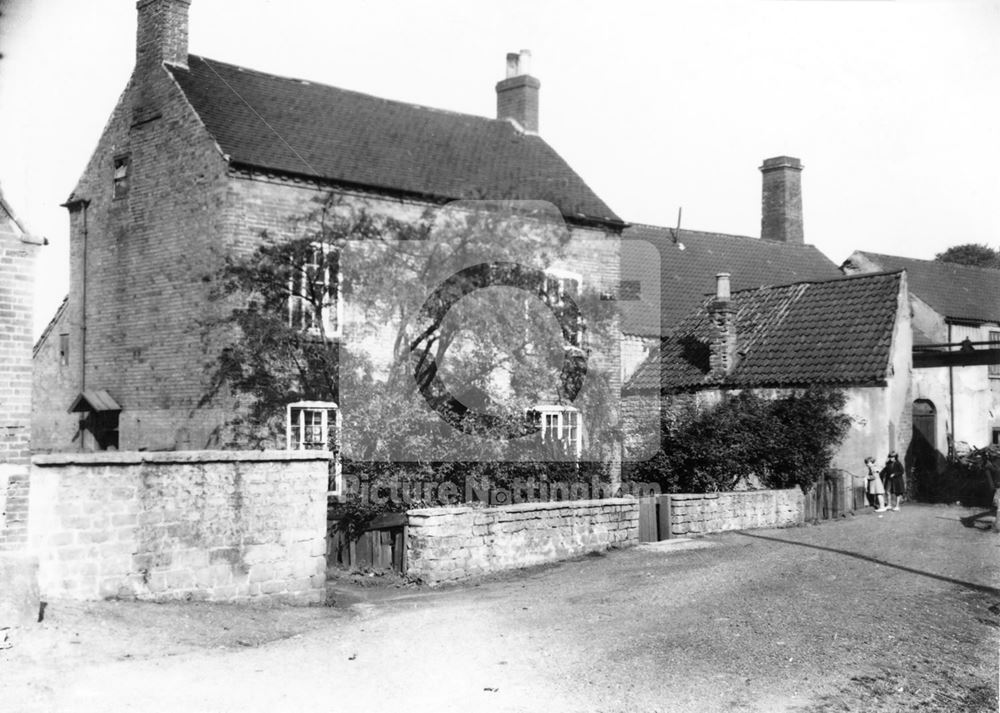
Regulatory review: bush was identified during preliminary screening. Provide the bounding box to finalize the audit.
[631,388,851,494]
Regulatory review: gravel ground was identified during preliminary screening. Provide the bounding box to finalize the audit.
[2,502,997,712]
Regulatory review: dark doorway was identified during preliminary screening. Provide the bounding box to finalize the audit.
[912,399,937,474]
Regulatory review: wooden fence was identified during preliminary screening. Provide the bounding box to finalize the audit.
[327,512,408,573]
[803,472,853,523]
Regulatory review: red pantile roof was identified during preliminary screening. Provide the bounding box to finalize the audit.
[621,224,842,337]
[845,251,1000,324]
[168,57,623,227]
[624,271,904,394]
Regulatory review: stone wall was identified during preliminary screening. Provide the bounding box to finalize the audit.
[406,498,638,585]
[28,450,328,604]
[666,489,803,537]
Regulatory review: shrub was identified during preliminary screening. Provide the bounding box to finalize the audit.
[632,387,851,493]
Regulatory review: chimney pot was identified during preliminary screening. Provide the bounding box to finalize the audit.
[760,155,804,244]
[715,272,731,301]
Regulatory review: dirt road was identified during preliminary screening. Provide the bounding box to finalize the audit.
[3,503,998,712]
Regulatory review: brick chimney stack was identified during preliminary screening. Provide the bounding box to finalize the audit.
[496,50,540,133]
[760,156,804,244]
[708,273,738,379]
[136,0,190,72]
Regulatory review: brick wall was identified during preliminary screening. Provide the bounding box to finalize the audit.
[32,56,234,453]
[1,198,43,552]
[666,489,803,537]
[28,450,328,603]
[30,300,79,454]
[406,498,638,584]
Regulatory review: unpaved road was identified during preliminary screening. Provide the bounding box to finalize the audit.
[3,503,998,712]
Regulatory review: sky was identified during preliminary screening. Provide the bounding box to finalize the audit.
[1,0,998,337]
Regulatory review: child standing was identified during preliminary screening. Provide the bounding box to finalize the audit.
[866,457,887,513]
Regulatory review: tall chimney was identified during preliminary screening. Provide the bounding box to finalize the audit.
[136,0,190,72]
[708,273,738,379]
[760,156,804,244]
[496,50,540,133]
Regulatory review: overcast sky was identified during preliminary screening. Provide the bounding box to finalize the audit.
[2,0,998,336]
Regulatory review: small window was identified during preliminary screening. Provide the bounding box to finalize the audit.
[993,428,1000,446]
[59,333,70,367]
[288,243,341,338]
[287,401,338,450]
[531,404,582,458]
[989,331,1000,378]
[287,400,341,494]
[113,155,130,199]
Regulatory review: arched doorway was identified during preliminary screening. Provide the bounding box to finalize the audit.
[911,399,938,477]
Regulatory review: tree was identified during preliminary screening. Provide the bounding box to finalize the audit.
[207,193,621,496]
[934,243,1000,269]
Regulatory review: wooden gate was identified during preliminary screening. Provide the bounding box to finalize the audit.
[327,512,408,573]
[638,495,672,542]
[804,473,846,522]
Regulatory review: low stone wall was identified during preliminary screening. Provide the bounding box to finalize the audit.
[666,489,803,536]
[28,451,329,604]
[407,498,638,585]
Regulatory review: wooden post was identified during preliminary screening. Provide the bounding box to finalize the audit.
[657,495,672,540]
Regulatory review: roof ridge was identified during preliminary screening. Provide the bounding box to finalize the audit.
[726,268,900,296]
[628,222,827,248]
[189,54,522,130]
[858,250,1000,274]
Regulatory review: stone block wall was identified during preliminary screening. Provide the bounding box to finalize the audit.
[666,489,803,537]
[407,498,638,585]
[28,450,328,604]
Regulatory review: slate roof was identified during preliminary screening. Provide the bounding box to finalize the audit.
[167,56,622,227]
[621,224,842,336]
[624,271,904,394]
[845,252,1000,324]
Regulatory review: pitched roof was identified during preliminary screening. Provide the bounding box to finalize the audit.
[624,271,904,394]
[621,224,842,336]
[33,294,69,357]
[167,56,622,227]
[845,251,1000,324]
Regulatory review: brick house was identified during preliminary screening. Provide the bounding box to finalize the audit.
[32,0,625,456]
[619,156,843,384]
[842,251,1000,473]
[623,270,913,505]
[0,190,45,552]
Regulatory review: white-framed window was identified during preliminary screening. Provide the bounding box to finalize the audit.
[288,243,342,338]
[286,400,341,493]
[989,331,1000,378]
[531,404,582,458]
[543,268,584,347]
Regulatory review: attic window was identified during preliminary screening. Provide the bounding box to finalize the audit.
[113,155,130,199]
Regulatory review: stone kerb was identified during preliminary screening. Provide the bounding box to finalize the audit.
[28,450,329,604]
[667,489,804,536]
[406,498,639,585]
